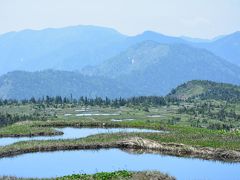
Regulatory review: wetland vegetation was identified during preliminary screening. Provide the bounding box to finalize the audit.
[0,170,175,180]
[1,81,240,179]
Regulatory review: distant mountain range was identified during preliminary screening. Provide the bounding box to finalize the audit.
[0,25,240,99]
[83,41,240,95]
[1,41,240,99]
[194,31,240,66]
[0,25,239,75]
[0,26,126,75]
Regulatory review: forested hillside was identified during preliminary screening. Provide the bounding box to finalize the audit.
[168,80,240,102]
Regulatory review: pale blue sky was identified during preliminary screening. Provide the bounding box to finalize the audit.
[0,0,240,38]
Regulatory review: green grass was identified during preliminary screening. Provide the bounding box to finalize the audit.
[1,101,240,151]
[0,171,174,180]
[1,123,240,155]
[58,170,132,180]
[0,122,60,137]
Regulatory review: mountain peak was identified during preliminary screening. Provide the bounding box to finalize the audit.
[83,41,240,96]
[141,31,165,37]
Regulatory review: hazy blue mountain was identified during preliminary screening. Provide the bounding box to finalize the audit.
[180,36,212,43]
[0,26,190,76]
[0,25,127,75]
[0,25,239,75]
[195,31,240,66]
[1,38,240,99]
[130,31,240,67]
[84,41,240,95]
[129,31,185,44]
[0,70,133,99]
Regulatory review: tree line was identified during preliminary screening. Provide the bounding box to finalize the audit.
[0,95,168,107]
[0,113,48,127]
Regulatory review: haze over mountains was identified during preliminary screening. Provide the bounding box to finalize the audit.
[84,41,240,95]
[195,31,240,66]
[0,25,240,74]
[0,25,240,99]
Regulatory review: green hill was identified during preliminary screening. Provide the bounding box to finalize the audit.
[168,80,240,102]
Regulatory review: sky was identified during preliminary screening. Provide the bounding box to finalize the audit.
[0,0,240,39]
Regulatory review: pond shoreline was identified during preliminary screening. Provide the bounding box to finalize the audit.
[0,137,239,162]
[118,137,240,162]
[0,131,63,138]
[0,124,166,138]
[0,127,164,146]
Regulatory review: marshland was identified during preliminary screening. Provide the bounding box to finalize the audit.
[1,92,240,179]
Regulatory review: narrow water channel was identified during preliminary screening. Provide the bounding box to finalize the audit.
[0,127,163,146]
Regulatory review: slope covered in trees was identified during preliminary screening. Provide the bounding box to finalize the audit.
[0,70,134,99]
[84,41,240,95]
[1,40,240,99]
[168,80,240,102]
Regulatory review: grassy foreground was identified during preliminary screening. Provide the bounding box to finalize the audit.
[1,119,240,151]
[58,171,174,180]
[0,132,240,162]
[1,104,240,162]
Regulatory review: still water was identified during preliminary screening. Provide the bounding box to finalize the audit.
[0,148,239,180]
[0,127,163,146]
